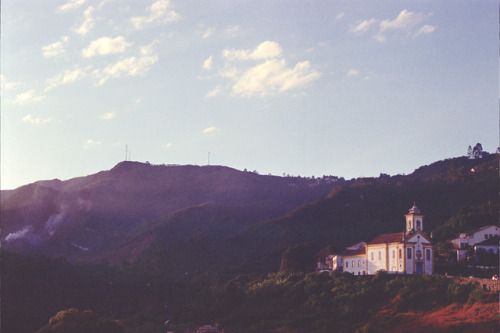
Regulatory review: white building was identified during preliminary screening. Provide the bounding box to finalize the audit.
[338,204,434,275]
[452,225,500,248]
[451,225,500,261]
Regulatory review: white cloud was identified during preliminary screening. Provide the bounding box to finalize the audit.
[203,56,213,70]
[73,6,95,36]
[351,18,378,34]
[22,114,53,124]
[164,143,173,149]
[224,25,246,38]
[203,126,220,135]
[13,90,46,104]
[131,0,180,29]
[45,68,87,92]
[231,59,321,97]
[56,0,86,13]
[202,27,215,39]
[42,37,69,58]
[223,41,283,61]
[379,10,426,33]
[414,24,436,37]
[205,86,222,98]
[140,40,158,55]
[1,75,25,90]
[93,54,159,85]
[100,112,115,120]
[85,139,102,148]
[347,69,361,78]
[82,36,132,57]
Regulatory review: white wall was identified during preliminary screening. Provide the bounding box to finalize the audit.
[367,246,386,275]
[343,256,366,275]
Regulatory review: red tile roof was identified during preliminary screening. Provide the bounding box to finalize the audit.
[367,232,404,245]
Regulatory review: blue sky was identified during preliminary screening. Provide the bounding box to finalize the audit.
[2,0,498,190]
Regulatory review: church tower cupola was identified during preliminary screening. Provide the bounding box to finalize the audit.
[405,203,424,236]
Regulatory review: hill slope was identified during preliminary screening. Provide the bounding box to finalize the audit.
[1,162,338,261]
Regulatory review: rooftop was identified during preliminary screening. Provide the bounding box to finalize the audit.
[367,232,405,245]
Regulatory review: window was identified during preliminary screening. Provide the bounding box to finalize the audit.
[407,248,412,259]
[416,221,421,230]
[371,252,374,261]
[426,249,431,261]
[399,249,402,259]
[358,260,361,267]
[346,261,348,268]
[378,251,381,260]
[392,250,396,259]
[485,234,488,239]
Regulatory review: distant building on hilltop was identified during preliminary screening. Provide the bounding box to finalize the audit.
[327,204,434,275]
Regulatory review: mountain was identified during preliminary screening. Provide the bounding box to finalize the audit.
[1,161,339,261]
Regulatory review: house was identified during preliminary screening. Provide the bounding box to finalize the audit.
[451,225,500,261]
[474,236,500,264]
[342,247,367,275]
[335,204,434,275]
[452,225,500,248]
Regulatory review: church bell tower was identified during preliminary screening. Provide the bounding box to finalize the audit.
[405,203,424,236]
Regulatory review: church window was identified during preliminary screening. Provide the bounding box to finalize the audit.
[426,249,431,261]
[407,248,412,259]
[399,249,402,259]
[416,220,421,230]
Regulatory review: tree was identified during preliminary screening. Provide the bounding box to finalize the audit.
[472,143,483,159]
[467,145,473,159]
[280,243,318,273]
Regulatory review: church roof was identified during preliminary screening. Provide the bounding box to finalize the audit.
[367,232,404,245]
[408,204,421,214]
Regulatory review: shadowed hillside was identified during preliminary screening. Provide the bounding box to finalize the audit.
[1,162,339,261]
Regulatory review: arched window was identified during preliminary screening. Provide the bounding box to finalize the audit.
[416,220,421,230]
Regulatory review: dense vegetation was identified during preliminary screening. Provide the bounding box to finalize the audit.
[2,250,497,332]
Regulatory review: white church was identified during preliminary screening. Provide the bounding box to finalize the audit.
[330,204,434,275]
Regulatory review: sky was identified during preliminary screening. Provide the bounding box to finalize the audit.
[1,0,498,190]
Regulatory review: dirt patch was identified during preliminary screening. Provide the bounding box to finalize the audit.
[369,302,499,333]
